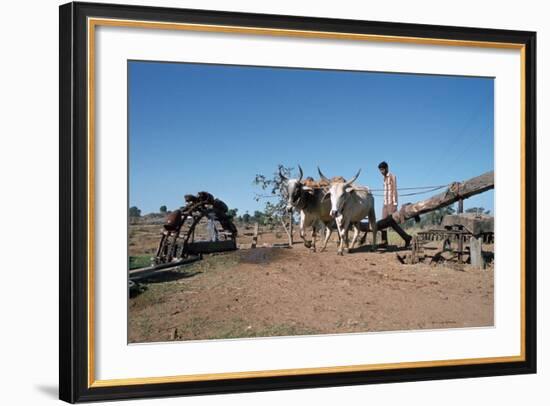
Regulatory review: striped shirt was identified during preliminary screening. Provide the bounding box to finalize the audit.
[383,172,398,206]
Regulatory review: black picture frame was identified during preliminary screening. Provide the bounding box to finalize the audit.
[59,1,537,403]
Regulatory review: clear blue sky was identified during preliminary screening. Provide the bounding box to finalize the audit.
[129,61,494,217]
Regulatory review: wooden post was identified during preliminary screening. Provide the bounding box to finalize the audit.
[410,236,419,264]
[469,236,484,269]
[252,222,259,248]
[457,197,464,263]
[280,213,294,246]
[288,211,293,245]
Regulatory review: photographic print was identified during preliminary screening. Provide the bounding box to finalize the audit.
[127,61,495,344]
[60,3,535,401]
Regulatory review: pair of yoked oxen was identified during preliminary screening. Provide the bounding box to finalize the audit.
[279,165,376,255]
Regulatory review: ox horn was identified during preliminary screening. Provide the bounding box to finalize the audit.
[297,165,304,182]
[279,167,288,181]
[317,166,329,182]
[344,169,361,187]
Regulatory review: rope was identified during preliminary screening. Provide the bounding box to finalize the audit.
[369,184,447,192]
[262,184,449,199]
[261,184,448,199]
[371,185,447,197]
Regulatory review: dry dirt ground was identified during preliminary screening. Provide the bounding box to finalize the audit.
[128,224,494,343]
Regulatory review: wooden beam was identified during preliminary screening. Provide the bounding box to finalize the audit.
[129,256,201,280]
[393,171,494,223]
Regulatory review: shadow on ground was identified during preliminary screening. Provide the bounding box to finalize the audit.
[35,384,58,399]
[350,244,409,253]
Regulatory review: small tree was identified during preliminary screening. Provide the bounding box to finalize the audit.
[253,165,292,220]
[242,212,251,224]
[227,208,238,220]
[253,164,298,243]
[129,206,141,218]
[159,205,167,213]
[466,207,486,215]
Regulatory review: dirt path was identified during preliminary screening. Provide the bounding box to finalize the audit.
[128,245,493,343]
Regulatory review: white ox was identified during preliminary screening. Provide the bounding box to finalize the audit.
[280,166,335,252]
[320,169,377,255]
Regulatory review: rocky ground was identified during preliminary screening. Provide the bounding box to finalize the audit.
[128,227,494,343]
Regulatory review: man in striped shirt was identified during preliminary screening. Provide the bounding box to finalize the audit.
[381,162,398,219]
[377,161,411,247]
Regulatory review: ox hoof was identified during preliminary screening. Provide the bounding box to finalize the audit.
[337,251,344,256]
[304,241,312,248]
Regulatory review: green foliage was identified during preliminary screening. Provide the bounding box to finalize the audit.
[419,205,455,227]
[129,206,141,218]
[252,210,268,225]
[129,255,150,270]
[414,205,492,229]
[159,205,167,213]
[253,164,298,226]
[465,207,489,215]
[227,208,238,220]
[403,218,417,229]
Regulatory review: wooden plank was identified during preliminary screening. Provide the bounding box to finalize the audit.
[129,256,201,280]
[393,171,494,223]
[441,214,494,235]
[186,239,237,254]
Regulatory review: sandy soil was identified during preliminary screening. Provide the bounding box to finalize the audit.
[128,229,494,343]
